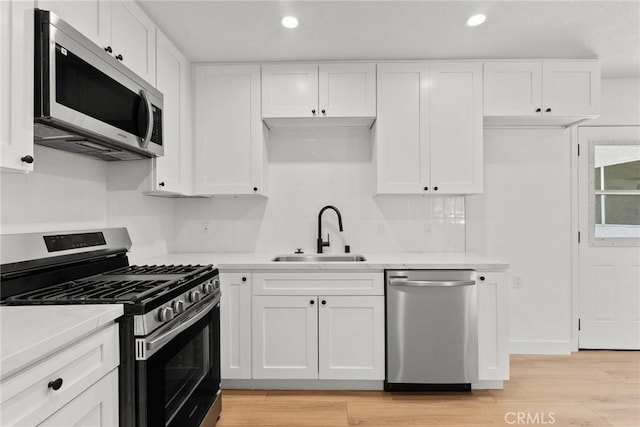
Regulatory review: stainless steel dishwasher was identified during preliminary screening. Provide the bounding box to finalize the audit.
[385,270,478,391]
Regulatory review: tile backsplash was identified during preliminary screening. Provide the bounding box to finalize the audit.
[173,126,466,253]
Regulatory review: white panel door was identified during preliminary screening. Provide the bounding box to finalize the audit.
[429,62,483,194]
[261,64,318,118]
[483,61,542,116]
[153,30,189,194]
[477,272,510,380]
[36,0,111,49]
[376,63,429,194]
[319,63,376,117]
[543,61,601,117]
[252,296,318,379]
[37,370,118,427]
[318,296,384,380]
[220,272,252,380]
[194,65,265,195]
[0,1,34,172]
[578,126,640,349]
[109,1,156,85]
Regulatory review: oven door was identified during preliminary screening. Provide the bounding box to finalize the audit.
[136,294,221,427]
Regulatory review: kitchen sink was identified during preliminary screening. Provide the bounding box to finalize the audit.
[271,254,367,262]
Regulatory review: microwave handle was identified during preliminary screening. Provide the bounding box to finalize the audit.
[139,89,154,149]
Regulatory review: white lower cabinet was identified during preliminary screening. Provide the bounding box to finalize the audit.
[37,369,118,427]
[252,294,384,380]
[0,324,120,426]
[250,271,385,382]
[477,271,510,381]
[220,272,253,380]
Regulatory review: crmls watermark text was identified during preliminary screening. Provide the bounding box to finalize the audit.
[504,412,556,425]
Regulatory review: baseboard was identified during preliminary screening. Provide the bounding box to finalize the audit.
[509,340,572,355]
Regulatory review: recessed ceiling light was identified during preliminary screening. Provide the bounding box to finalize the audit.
[466,14,486,27]
[282,16,299,29]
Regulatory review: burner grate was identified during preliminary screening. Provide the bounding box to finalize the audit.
[106,264,208,275]
[5,278,176,304]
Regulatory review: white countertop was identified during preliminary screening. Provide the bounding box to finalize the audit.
[1,305,123,379]
[130,252,508,272]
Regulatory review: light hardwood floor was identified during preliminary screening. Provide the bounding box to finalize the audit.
[217,351,639,427]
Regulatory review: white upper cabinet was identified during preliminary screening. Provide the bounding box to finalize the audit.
[376,62,483,195]
[108,2,156,85]
[262,64,319,118]
[194,64,267,196]
[318,63,376,117]
[1,1,34,172]
[151,29,192,195]
[484,60,600,127]
[38,0,156,85]
[262,63,376,126]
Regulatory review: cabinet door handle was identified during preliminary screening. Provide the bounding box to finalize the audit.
[311,109,316,115]
[104,46,113,53]
[241,276,247,282]
[20,155,34,164]
[115,54,123,61]
[321,109,326,115]
[423,186,429,191]
[479,276,486,281]
[310,299,315,305]
[535,108,541,113]
[545,108,551,113]
[253,187,258,192]
[158,182,165,187]
[321,300,327,305]
[48,378,63,391]
[433,186,439,191]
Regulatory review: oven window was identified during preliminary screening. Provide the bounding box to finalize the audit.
[54,44,147,137]
[164,327,210,418]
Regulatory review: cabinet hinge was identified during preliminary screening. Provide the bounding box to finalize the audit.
[578,318,581,331]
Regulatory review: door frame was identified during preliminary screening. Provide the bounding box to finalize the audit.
[570,124,640,351]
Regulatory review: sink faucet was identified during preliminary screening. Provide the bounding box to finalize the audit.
[317,205,343,254]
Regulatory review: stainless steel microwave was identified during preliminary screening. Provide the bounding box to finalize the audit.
[34,9,163,161]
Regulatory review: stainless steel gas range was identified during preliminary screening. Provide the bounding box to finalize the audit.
[0,228,221,427]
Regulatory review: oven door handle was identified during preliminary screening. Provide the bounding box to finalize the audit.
[141,294,219,360]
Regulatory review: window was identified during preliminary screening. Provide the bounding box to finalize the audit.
[590,141,640,244]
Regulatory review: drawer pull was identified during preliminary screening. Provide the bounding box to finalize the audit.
[48,378,63,391]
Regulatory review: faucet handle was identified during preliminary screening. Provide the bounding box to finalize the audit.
[325,234,330,246]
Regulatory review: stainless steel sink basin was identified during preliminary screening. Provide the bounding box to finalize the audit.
[271,254,367,262]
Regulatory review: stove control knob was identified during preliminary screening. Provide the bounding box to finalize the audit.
[189,290,201,303]
[172,300,185,314]
[213,278,220,290]
[158,307,175,322]
[203,281,214,295]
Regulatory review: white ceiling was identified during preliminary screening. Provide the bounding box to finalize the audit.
[138,0,640,78]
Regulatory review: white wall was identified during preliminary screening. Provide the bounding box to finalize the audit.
[466,77,640,354]
[0,145,174,258]
[466,129,573,354]
[173,127,466,254]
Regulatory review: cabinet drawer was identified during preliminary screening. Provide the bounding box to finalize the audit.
[1,324,119,426]
[253,272,384,296]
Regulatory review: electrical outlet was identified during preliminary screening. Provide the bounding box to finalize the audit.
[513,275,523,289]
[201,221,212,235]
[377,223,386,237]
[424,222,432,235]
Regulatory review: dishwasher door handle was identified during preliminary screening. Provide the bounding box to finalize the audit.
[388,279,475,287]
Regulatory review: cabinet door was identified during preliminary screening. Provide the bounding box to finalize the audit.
[483,61,542,116]
[152,30,191,194]
[109,1,156,85]
[0,1,34,172]
[262,64,319,118]
[37,369,118,427]
[36,0,111,49]
[252,296,318,379]
[318,296,384,380]
[477,272,509,381]
[375,63,429,194]
[220,272,252,380]
[429,62,483,194]
[319,63,376,117]
[542,61,601,117]
[194,65,266,195]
